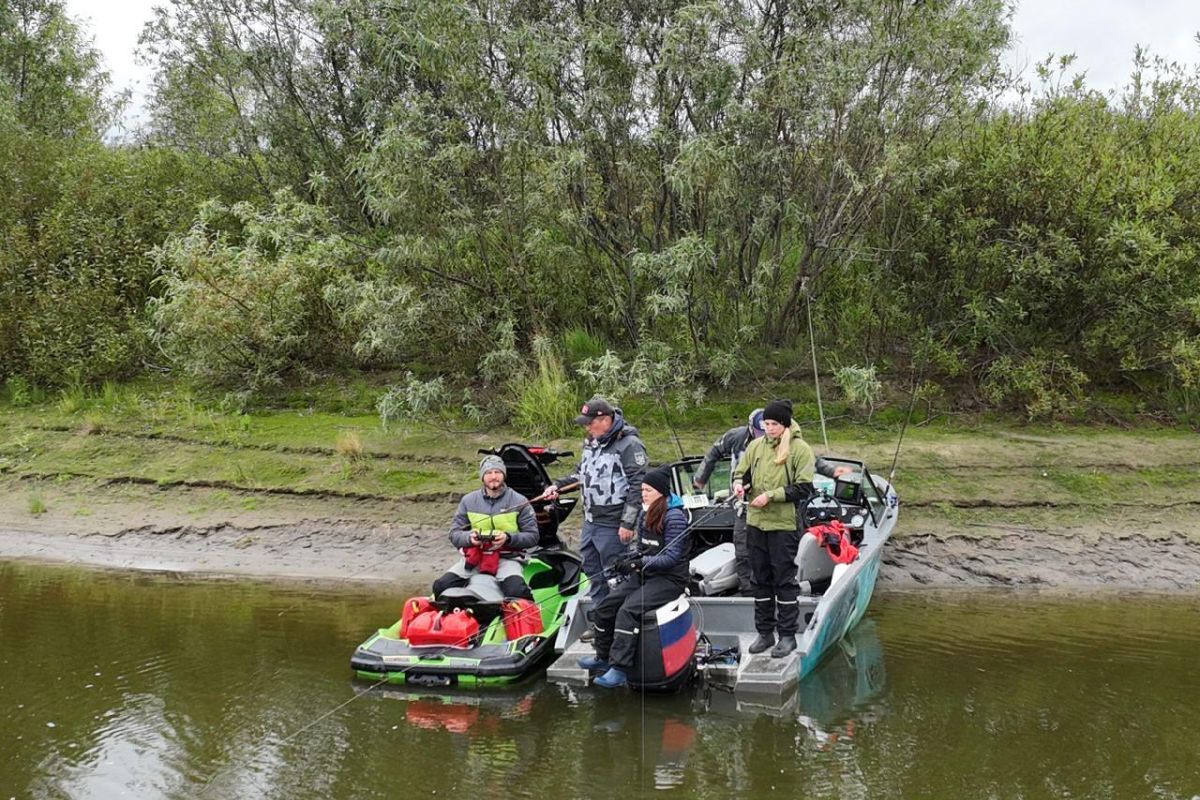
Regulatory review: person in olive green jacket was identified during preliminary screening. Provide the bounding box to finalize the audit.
[731,399,815,659]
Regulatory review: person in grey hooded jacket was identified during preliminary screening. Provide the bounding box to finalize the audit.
[432,455,540,602]
[692,408,764,594]
[542,395,647,603]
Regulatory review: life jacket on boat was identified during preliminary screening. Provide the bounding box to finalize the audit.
[806,519,859,565]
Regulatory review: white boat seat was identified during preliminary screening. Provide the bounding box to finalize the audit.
[795,532,836,585]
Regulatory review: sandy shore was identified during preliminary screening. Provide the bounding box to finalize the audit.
[3,479,1199,592]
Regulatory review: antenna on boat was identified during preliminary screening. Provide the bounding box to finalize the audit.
[805,279,829,450]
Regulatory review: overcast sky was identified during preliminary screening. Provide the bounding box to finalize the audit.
[65,0,1200,133]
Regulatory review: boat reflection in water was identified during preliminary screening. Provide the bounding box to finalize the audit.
[363,618,885,792]
[705,619,886,739]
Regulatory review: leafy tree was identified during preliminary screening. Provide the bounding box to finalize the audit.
[887,54,1200,413]
[0,0,107,136]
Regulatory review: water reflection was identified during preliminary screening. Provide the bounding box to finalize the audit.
[701,619,886,730]
[362,619,889,793]
[5,563,1200,800]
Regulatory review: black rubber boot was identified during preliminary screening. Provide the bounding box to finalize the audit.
[770,635,797,659]
[748,633,775,654]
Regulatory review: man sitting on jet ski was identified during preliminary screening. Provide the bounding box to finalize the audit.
[432,455,540,602]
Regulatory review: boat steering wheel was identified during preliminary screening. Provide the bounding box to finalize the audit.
[801,491,846,528]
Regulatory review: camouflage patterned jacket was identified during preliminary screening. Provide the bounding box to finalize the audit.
[555,411,648,529]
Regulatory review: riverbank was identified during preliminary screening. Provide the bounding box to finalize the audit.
[2,473,1198,592]
[2,389,1198,591]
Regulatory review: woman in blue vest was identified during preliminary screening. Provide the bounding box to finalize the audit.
[578,464,689,688]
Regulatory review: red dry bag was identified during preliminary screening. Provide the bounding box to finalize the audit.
[501,598,544,640]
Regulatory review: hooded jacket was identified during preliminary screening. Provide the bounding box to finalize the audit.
[556,410,648,528]
[447,485,540,553]
[695,424,757,489]
[731,420,815,531]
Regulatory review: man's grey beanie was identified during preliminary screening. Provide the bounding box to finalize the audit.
[479,454,507,478]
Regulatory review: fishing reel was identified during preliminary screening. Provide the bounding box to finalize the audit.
[606,552,645,588]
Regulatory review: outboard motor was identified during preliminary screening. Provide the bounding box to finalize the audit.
[688,542,739,596]
[628,594,698,692]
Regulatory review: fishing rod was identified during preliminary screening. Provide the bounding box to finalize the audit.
[805,278,830,450]
[460,496,740,609]
[207,502,722,791]
[499,480,580,513]
[888,345,929,484]
[654,388,687,460]
[603,497,737,586]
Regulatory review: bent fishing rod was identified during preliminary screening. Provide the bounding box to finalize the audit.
[499,480,580,513]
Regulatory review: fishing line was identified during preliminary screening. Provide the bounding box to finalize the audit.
[205,500,731,794]
[805,279,830,450]
[274,530,429,618]
[274,481,579,619]
[195,673,390,797]
[200,562,581,797]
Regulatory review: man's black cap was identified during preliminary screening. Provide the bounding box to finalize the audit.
[574,395,615,426]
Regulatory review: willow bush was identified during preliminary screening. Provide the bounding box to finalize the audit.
[5,0,1200,421]
[885,55,1200,414]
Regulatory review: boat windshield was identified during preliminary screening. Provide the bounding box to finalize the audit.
[859,468,886,524]
[672,459,733,508]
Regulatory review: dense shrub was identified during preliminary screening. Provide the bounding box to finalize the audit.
[884,59,1200,415]
[150,194,355,388]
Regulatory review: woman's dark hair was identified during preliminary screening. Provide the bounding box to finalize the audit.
[645,494,667,535]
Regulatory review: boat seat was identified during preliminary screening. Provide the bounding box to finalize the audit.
[795,532,836,586]
[438,573,505,606]
[437,574,507,627]
[526,551,584,596]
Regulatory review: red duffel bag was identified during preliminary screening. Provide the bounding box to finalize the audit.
[501,598,544,640]
[406,608,480,648]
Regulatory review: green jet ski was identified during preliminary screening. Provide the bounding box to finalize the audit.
[351,443,587,687]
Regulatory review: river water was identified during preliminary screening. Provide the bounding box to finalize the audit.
[2,562,1198,799]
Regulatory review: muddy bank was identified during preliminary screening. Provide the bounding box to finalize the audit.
[4,517,1200,592]
[881,534,1200,592]
[0,520,451,585]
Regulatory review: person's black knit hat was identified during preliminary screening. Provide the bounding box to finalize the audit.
[762,399,793,427]
[642,464,673,497]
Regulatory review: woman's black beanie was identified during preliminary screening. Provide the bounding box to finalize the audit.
[642,464,673,497]
[762,399,793,427]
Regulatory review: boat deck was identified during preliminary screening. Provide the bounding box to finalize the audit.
[545,596,816,696]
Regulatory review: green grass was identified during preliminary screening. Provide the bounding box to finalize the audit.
[1,376,1197,526]
[28,493,47,515]
[1044,469,1116,496]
